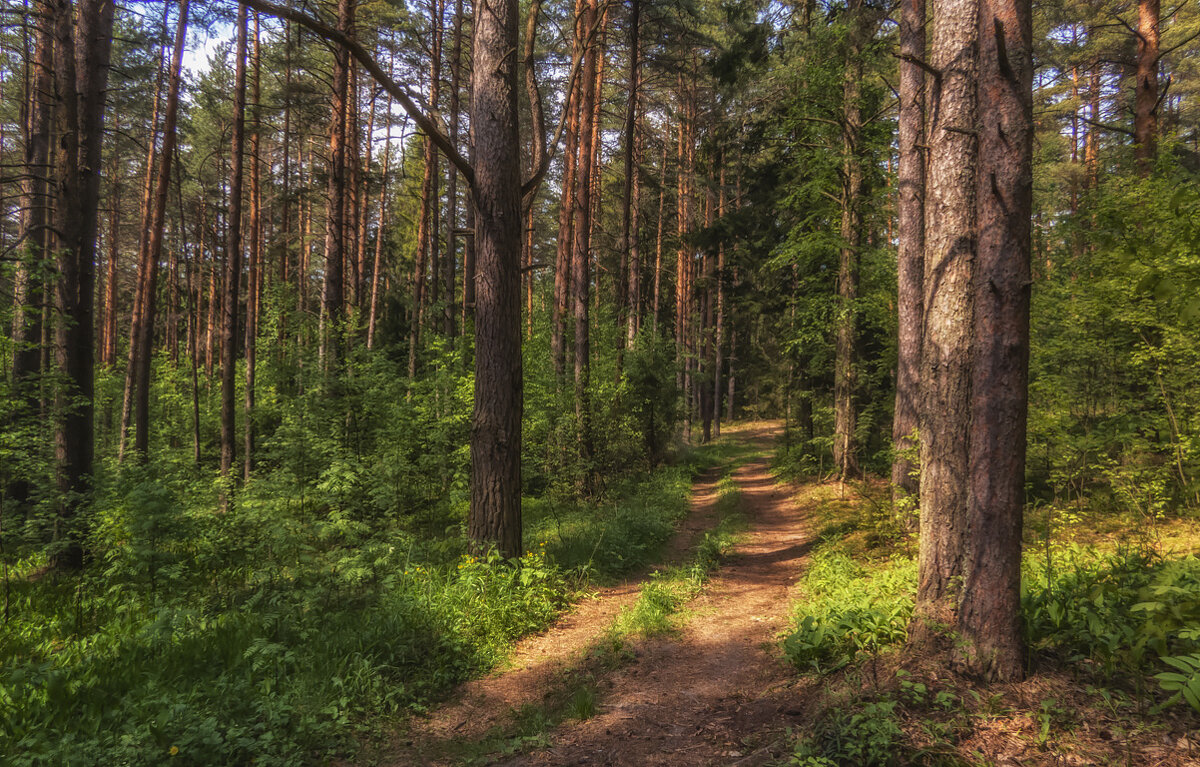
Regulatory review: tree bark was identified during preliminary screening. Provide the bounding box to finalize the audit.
[245,10,261,481]
[834,0,865,480]
[122,0,189,463]
[321,0,353,369]
[220,5,248,484]
[572,0,601,478]
[893,0,925,505]
[959,0,1032,681]
[51,0,114,570]
[619,0,641,361]
[468,0,524,558]
[1133,0,1158,173]
[911,0,978,645]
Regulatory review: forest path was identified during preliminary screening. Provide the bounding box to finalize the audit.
[385,421,816,766]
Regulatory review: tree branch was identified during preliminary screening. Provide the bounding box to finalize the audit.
[239,0,474,187]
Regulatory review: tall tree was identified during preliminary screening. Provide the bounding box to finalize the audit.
[50,0,116,569]
[893,0,925,505]
[911,0,978,646]
[220,5,248,483]
[467,0,524,557]
[121,0,189,463]
[960,0,1033,680]
[1133,0,1159,172]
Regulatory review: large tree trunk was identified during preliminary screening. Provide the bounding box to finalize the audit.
[122,0,189,463]
[220,6,248,483]
[893,0,925,506]
[1133,0,1158,173]
[959,0,1032,681]
[51,0,114,570]
[910,0,978,646]
[468,0,523,559]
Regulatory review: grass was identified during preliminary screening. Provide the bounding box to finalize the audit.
[0,440,739,767]
[778,456,1200,766]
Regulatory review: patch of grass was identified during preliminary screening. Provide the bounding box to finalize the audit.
[611,472,746,640]
[0,442,739,767]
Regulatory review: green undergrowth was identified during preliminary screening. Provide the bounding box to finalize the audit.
[611,473,747,639]
[0,444,730,767]
[410,463,751,766]
[781,479,1200,765]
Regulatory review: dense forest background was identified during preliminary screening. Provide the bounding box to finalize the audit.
[1,0,1199,762]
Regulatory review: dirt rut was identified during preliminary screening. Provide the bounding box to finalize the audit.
[390,423,812,766]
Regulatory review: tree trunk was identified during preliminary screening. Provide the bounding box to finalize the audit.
[13,0,52,403]
[221,6,248,484]
[447,0,466,339]
[619,0,641,361]
[367,92,393,349]
[910,0,978,647]
[51,0,114,570]
[321,0,353,369]
[959,0,1032,681]
[652,134,666,335]
[712,163,725,438]
[893,0,925,505]
[834,0,865,481]
[1133,0,1158,173]
[122,0,189,463]
[572,0,601,478]
[552,11,582,381]
[468,0,523,559]
[245,11,261,481]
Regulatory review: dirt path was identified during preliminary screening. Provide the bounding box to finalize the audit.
[388,422,814,766]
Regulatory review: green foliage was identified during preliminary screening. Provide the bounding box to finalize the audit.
[783,544,916,673]
[790,699,903,767]
[1023,546,1200,678]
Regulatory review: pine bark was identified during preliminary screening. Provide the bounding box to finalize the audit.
[321,0,353,369]
[122,0,189,462]
[1133,0,1159,173]
[834,0,865,480]
[911,0,978,644]
[51,0,115,570]
[619,0,642,357]
[468,0,524,558]
[245,12,261,481]
[220,6,248,483]
[959,0,1032,681]
[893,0,925,504]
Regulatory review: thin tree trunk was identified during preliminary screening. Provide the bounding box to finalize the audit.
[619,0,641,362]
[652,133,666,335]
[245,11,261,481]
[834,0,865,481]
[893,0,925,505]
[712,163,725,438]
[447,0,466,339]
[367,92,393,349]
[122,0,189,463]
[552,9,582,381]
[220,5,248,484]
[572,0,601,478]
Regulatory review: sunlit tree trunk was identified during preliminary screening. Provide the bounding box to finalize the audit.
[960,0,1032,681]
[220,6,248,484]
[468,0,524,558]
[1133,0,1158,173]
[893,0,925,506]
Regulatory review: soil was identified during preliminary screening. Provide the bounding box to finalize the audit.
[383,421,815,766]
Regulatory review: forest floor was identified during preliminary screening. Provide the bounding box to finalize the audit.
[371,421,818,766]
[363,422,1200,767]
